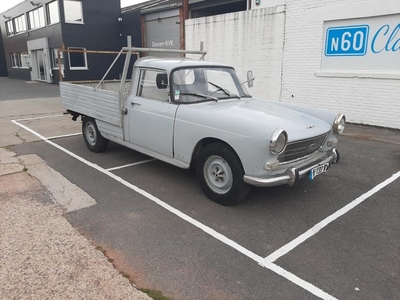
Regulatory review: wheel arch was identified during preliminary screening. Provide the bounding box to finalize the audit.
[190,137,244,170]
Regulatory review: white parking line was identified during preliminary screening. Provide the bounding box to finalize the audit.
[107,159,157,171]
[14,114,65,122]
[47,133,82,140]
[263,171,400,265]
[12,119,338,300]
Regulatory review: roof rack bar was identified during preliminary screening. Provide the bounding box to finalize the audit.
[121,47,207,57]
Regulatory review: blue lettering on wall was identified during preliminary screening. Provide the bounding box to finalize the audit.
[325,25,369,56]
[325,23,400,57]
[371,23,400,53]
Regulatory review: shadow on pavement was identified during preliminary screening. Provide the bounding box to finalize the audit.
[0,77,60,101]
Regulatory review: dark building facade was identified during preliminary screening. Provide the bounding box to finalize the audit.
[0,0,247,83]
[0,0,128,83]
[0,27,7,77]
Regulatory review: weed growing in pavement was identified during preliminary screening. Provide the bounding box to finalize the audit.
[139,288,173,300]
[94,244,173,300]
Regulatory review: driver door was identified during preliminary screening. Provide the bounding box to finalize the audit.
[127,68,177,158]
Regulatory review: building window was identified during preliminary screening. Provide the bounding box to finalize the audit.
[10,53,19,68]
[68,47,87,70]
[50,49,64,69]
[10,53,30,68]
[20,52,31,68]
[28,6,45,30]
[46,1,60,25]
[6,20,14,37]
[64,0,84,24]
[14,15,27,35]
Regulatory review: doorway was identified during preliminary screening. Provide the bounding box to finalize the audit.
[27,38,53,83]
[33,50,46,81]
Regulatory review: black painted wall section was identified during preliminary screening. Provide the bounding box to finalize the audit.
[0,0,63,82]
[0,0,143,83]
[118,10,142,79]
[60,0,126,82]
[120,10,142,49]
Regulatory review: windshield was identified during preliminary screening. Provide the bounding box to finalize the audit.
[171,67,251,104]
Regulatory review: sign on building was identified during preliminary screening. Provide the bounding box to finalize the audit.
[322,14,399,70]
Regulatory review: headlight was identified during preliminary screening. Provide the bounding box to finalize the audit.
[270,128,288,155]
[333,114,346,134]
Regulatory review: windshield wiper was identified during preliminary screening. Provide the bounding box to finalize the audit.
[208,81,230,97]
[179,92,219,102]
[208,81,241,99]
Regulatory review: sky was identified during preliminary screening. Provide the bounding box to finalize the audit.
[0,0,148,14]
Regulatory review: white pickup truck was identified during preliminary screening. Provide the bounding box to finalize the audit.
[61,45,345,205]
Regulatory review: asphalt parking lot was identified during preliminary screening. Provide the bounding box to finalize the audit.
[10,112,400,300]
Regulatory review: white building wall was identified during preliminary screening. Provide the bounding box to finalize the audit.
[185,6,286,101]
[186,0,400,129]
[281,0,400,129]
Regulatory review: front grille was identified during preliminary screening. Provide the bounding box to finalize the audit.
[278,132,329,163]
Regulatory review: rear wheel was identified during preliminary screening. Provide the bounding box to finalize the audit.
[196,143,250,205]
[82,117,108,152]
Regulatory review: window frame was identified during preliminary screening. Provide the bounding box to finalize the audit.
[137,68,170,102]
[63,0,84,24]
[28,6,46,31]
[19,52,31,69]
[6,20,15,37]
[50,49,64,70]
[13,14,27,35]
[46,0,60,26]
[68,47,88,70]
[10,53,19,68]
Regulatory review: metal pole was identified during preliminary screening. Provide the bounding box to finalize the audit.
[94,49,125,91]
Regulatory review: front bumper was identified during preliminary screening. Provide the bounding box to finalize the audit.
[243,149,340,187]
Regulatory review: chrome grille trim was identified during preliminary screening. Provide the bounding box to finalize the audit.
[278,132,329,164]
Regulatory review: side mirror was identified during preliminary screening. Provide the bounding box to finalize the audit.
[247,70,254,88]
[156,73,168,89]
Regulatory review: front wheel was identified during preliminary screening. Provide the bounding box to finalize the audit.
[196,143,250,205]
[82,117,109,153]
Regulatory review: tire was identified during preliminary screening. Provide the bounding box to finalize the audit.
[82,117,109,153]
[196,143,250,205]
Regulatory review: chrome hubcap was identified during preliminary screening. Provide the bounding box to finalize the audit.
[204,155,233,194]
[85,122,97,146]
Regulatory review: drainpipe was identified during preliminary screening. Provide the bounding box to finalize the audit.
[182,0,189,20]
[181,0,189,52]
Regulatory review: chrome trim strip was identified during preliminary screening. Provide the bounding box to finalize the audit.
[278,150,320,166]
[244,150,336,187]
[278,131,329,165]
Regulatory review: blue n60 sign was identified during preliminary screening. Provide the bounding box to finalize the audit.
[325,25,370,56]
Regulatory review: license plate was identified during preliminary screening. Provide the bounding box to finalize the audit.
[309,163,330,180]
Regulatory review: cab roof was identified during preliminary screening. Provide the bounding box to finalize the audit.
[134,57,232,73]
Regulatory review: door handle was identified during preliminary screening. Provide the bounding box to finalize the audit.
[131,102,141,106]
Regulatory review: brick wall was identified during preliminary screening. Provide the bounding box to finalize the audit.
[281,0,400,129]
[185,6,286,101]
[185,0,400,129]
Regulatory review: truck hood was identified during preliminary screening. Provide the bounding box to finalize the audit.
[176,98,335,141]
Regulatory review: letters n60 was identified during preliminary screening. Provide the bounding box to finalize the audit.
[325,23,400,56]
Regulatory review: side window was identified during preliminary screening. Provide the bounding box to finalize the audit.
[50,49,64,69]
[47,1,60,25]
[10,53,19,68]
[68,47,87,70]
[20,52,30,68]
[137,69,169,101]
[64,0,84,24]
